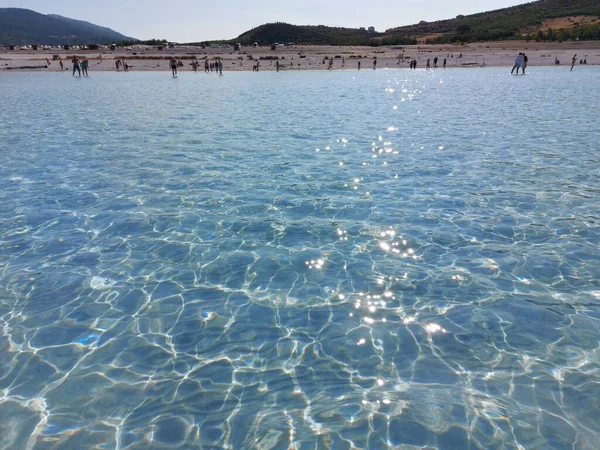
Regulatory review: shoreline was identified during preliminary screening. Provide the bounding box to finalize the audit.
[2,41,599,72]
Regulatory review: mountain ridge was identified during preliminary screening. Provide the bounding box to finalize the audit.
[227,0,600,46]
[0,8,135,45]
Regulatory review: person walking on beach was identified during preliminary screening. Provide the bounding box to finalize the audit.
[72,56,81,76]
[433,57,438,68]
[443,58,446,69]
[571,54,577,71]
[426,58,431,69]
[170,57,178,76]
[218,59,223,74]
[511,53,523,75]
[59,59,64,71]
[81,59,89,76]
[373,59,377,70]
[522,53,528,74]
[358,61,361,70]
[204,59,209,72]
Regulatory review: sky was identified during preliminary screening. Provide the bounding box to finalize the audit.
[3,0,528,42]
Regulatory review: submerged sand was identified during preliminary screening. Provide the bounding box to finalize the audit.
[1,41,599,72]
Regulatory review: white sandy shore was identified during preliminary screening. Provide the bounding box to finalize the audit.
[2,41,599,72]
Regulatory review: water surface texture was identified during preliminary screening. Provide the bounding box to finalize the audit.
[1,68,600,449]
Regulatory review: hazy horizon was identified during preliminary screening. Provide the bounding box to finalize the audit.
[3,0,527,42]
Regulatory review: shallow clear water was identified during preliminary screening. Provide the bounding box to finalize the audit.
[0,67,599,449]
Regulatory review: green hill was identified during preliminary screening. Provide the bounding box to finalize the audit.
[229,22,416,46]
[229,0,600,46]
[385,0,600,42]
[0,8,135,45]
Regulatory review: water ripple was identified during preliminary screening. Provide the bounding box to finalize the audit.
[0,68,599,449]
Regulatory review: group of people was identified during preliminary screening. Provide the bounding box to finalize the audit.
[71,56,89,76]
[205,59,223,74]
[169,57,222,76]
[62,50,591,78]
[511,52,528,74]
[424,57,447,69]
[115,59,129,71]
[513,52,585,73]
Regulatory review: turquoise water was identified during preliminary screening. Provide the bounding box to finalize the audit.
[0,67,599,449]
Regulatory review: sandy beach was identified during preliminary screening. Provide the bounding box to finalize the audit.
[1,41,599,73]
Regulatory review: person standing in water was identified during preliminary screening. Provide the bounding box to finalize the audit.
[81,59,89,76]
[443,58,447,68]
[72,56,81,76]
[170,57,178,76]
[511,53,523,75]
[373,59,377,70]
[358,61,361,70]
[522,53,528,74]
[571,54,577,71]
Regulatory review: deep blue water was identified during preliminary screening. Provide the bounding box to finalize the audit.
[0,67,599,449]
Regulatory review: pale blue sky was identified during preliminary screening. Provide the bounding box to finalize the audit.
[3,0,526,42]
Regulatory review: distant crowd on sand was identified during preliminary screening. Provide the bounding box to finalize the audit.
[347,53,456,70]
[46,50,592,77]
[408,55,454,70]
[168,57,223,76]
